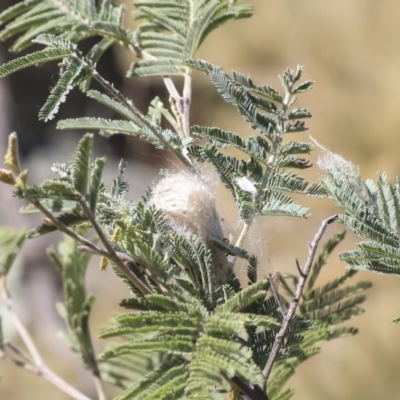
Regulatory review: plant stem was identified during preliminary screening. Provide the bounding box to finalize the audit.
[0,278,42,366]
[93,375,106,400]
[237,89,292,251]
[27,195,105,255]
[71,52,195,172]
[77,197,152,295]
[136,49,194,161]
[181,68,192,139]
[235,220,251,249]
[26,193,151,295]
[162,68,193,160]
[223,374,269,400]
[139,49,192,138]
[0,278,92,400]
[262,215,338,382]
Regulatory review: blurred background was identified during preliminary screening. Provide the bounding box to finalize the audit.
[1,0,400,399]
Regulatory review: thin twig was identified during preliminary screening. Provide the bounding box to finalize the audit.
[231,220,251,269]
[27,192,151,295]
[235,221,251,249]
[78,246,148,287]
[93,375,106,400]
[72,53,194,172]
[181,68,192,139]
[77,197,152,295]
[163,76,182,104]
[136,49,193,153]
[0,278,92,400]
[0,279,42,367]
[28,196,105,256]
[6,341,32,364]
[262,215,338,381]
[162,69,192,162]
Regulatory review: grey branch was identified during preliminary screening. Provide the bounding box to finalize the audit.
[262,215,338,381]
[0,279,92,400]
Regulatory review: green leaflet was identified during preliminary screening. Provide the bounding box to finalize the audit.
[86,90,139,121]
[15,134,106,238]
[187,61,321,223]
[0,47,72,79]
[58,117,142,135]
[0,2,378,400]
[322,171,400,276]
[116,359,187,400]
[100,279,274,399]
[47,234,100,376]
[263,232,371,399]
[71,133,94,198]
[0,227,27,277]
[0,0,127,51]
[39,57,84,121]
[130,0,253,77]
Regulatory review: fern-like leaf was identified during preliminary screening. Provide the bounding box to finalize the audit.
[0,47,72,79]
[0,0,128,52]
[130,0,253,77]
[322,172,400,277]
[39,57,84,121]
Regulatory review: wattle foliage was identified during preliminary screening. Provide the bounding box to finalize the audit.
[0,1,387,400]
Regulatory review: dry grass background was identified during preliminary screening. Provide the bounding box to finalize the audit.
[2,0,400,399]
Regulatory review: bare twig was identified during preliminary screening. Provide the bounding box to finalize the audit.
[139,49,191,136]
[262,215,338,381]
[93,375,106,400]
[235,221,251,249]
[232,220,251,269]
[136,49,193,158]
[181,67,192,139]
[163,76,182,106]
[0,278,92,400]
[6,341,32,364]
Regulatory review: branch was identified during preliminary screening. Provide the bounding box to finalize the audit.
[78,246,148,287]
[72,53,195,172]
[262,215,338,381]
[0,278,92,400]
[93,375,106,400]
[27,195,105,255]
[139,49,192,139]
[235,220,251,249]
[27,193,151,295]
[223,374,269,400]
[181,67,192,139]
[136,48,194,163]
[77,197,152,295]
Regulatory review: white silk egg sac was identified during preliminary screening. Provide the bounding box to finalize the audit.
[151,172,231,283]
